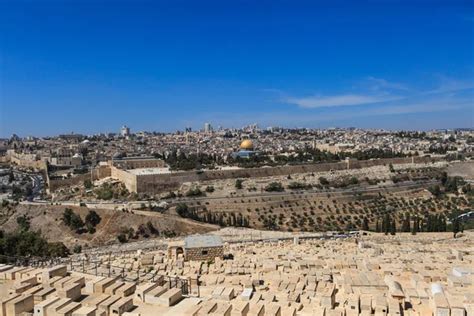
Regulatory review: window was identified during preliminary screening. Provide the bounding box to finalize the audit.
[201,250,208,255]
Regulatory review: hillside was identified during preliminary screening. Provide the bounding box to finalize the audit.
[0,203,217,249]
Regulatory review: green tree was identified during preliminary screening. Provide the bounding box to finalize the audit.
[70,214,84,231]
[146,221,159,235]
[264,182,284,192]
[362,217,369,231]
[412,216,419,235]
[85,210,101,228]
[62,208,74,226]
[350,177,359,185]
[176,203,189,217]
[83,179,93,189]
[383,213,390,235]
[452,217,461,238]
[117,233,127,243]
[401,214,411,232]
[47,242,70,257]
[235,179,243,190]
[8,170,14,183]
[428,185,441,198]
[390,220,396,235]
[319,177,329,186]
[73,245,82,253]
[16,215,30,232]
[205,185,215,193]
[389,164,395,173]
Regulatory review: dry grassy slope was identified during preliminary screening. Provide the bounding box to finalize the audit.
[447,161,474,180]
[0,204,218,248]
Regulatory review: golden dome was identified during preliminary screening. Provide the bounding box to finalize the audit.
[240,139,254,150]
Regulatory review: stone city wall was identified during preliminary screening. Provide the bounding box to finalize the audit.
[110,166,137,193]
[132,156,442,194]
[48,156,443,194]
[48,166,111,192]
[8,153,48,171]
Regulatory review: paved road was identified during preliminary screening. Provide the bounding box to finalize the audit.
[12,170,44,201]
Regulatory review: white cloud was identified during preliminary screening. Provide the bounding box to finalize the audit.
[425,76,474,94]
[281,75,474,109]
[366,76,409,91]
[285,94,401,108]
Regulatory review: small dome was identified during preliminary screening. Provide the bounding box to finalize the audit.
[240,139,254,150]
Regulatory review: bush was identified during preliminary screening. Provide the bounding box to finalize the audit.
[205,186,215,193]
[319,177,329,186]
[185,187,203,197]
[164,191,176,199]
[0,227,69,259]
[117,233,127,243]
[235,179,244,190]
[85,210,101,227]
[350,177,359,185]
[73,245,82,253]
[264,182,284,192]
[288,182,311,190]
[176,203,189,217]
[83,179,93,189]
[48,242,70,257]
[95,184,114,200]
[63,208,84,232]
[16,215,30,232]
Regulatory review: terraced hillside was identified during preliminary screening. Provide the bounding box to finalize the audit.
[171,182,471,232]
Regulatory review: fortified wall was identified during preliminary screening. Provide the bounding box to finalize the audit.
[8,151,48,171]
[129,156,441,194]
[47,165,111,192]
[47,156,443,194]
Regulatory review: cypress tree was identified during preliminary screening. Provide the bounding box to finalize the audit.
[453,217,460,238]
[411,216,418,235]
[402,214,411,232]
[362,217,369,231]
[390,220,396,235]
[383,213,390,235]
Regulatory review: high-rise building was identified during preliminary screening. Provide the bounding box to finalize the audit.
[204,122,212,133]
[120,125,130,137]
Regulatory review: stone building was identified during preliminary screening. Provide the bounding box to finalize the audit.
[168,235,224,262]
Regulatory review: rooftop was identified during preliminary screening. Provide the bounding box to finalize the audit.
[184,234,223,248]
[127,167,171,175]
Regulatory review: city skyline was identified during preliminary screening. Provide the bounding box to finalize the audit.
[1,1,473,137]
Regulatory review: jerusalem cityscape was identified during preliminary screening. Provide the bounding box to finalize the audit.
[0,1,473,316]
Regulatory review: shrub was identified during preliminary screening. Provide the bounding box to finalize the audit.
[264,182,284,192]
[205,186,215,193]
[117,233,127,243]
[83,179,93,189]
[319,177,329,186]
[185,187,203,197]
[85,210,101,228]
[235,179,244,189]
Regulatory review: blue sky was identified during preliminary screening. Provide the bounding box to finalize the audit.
[0,0,473,137]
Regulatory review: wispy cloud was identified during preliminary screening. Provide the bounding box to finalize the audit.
[285,94,401,108]
[186,98,468,129]
[281,75,473,109]
[425,76,474,94]
[366,76,410,92]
